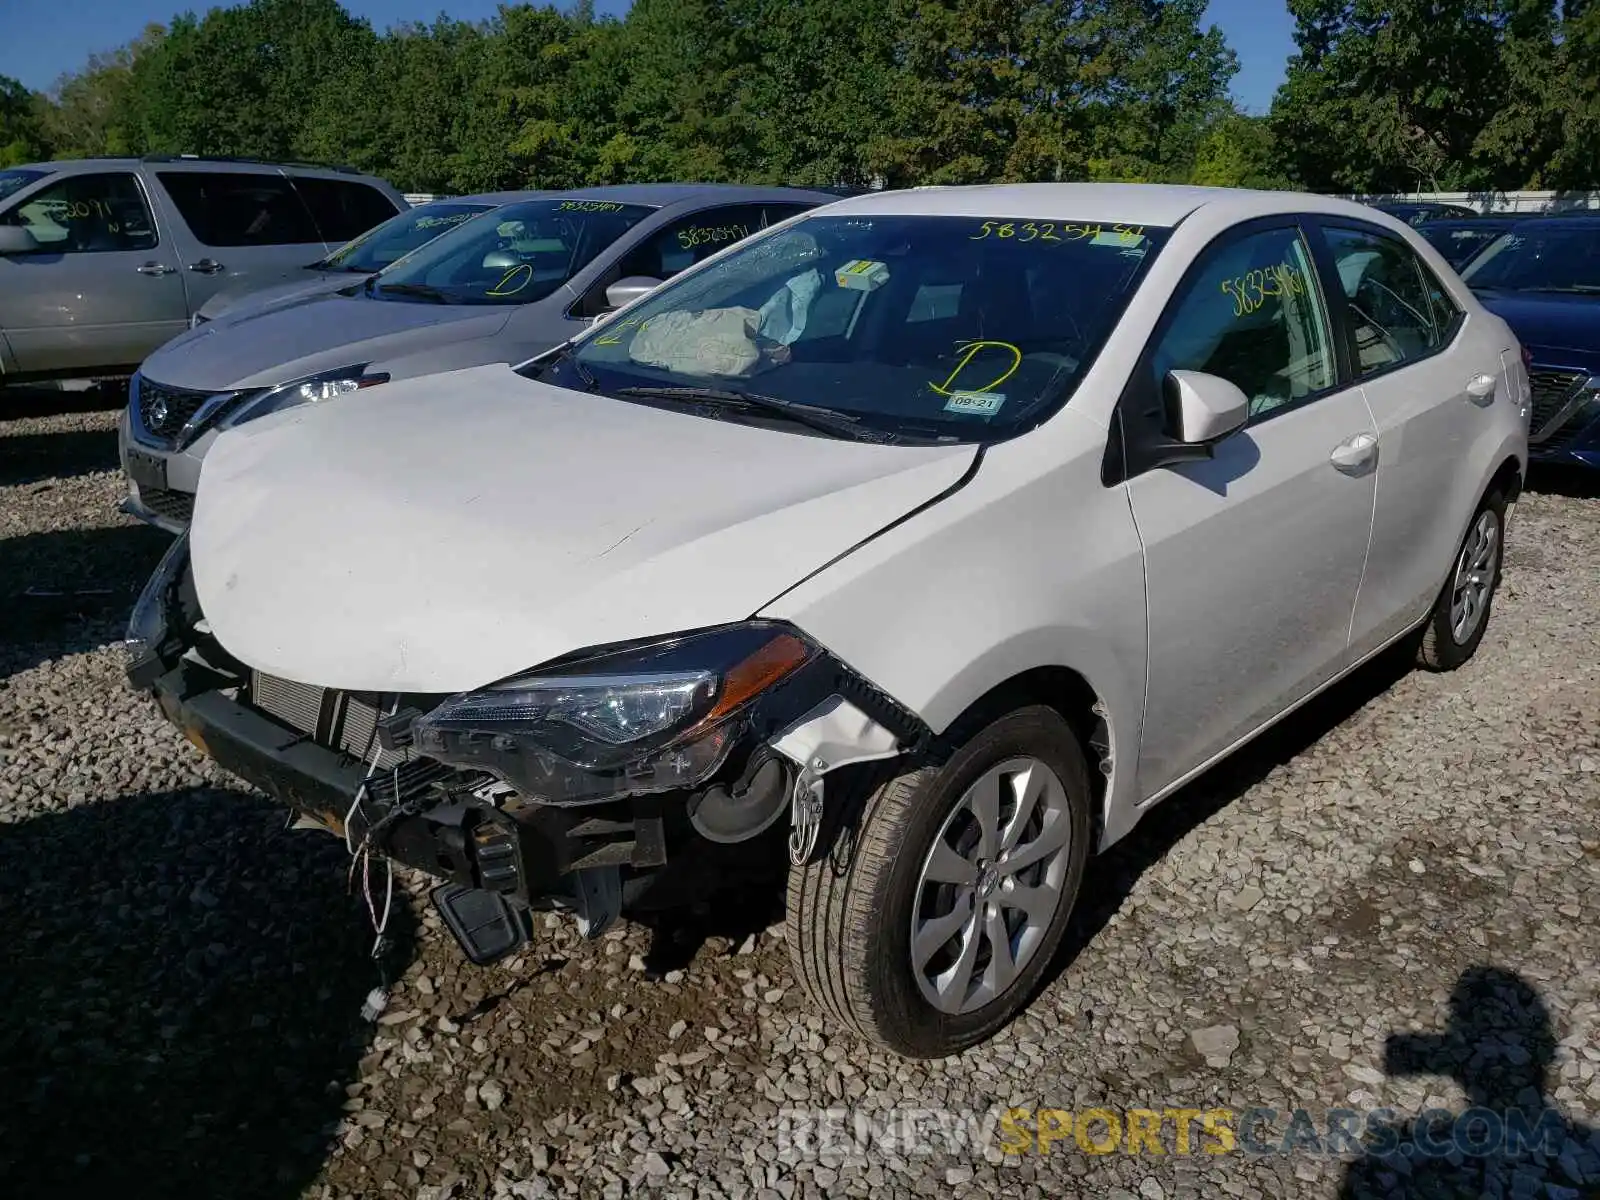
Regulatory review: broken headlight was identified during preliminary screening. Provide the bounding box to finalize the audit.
[414,623,818,803]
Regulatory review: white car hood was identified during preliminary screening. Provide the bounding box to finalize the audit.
[191,363,976,693]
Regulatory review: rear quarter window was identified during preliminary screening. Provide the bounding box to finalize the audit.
[292,177,403,243]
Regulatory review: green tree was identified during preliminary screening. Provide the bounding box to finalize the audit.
[1189,112,1288,189]
[23,0,1257,195]
[0,75,49,166]
[38,27,163,159]
[722,0,899,188]
[1268,0,1587,193]
[867,0,1236,187]
[301,17,490,192]
[130,0,376,160]
[486,3,629,190]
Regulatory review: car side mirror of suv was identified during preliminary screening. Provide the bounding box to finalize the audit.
[604,275,663,312]
[0,225,42,255]
[1163,369,1249,445]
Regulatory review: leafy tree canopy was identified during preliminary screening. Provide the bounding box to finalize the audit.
[22,0,1596,197]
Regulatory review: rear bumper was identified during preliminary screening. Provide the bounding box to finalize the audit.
[147,658,671,904]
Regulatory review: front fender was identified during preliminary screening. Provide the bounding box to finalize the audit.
[762,418,1150,850]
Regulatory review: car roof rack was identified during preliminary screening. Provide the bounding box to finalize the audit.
[140,154,364,175]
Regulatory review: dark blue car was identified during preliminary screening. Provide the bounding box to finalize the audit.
[1417,215,1524,270]
[1461,216,1600,468]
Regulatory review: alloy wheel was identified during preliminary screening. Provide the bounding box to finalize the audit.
[1449,509,1501,645]
[910,756,1074,1015]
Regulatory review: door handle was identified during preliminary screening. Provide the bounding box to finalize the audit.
[136,262,176,276]
[188,258,225,275]
[1329,432,1379,474]
[1465,372,1497,402]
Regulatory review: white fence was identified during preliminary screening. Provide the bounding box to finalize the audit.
[403,188,1600,213]
[1338,190,1600,215]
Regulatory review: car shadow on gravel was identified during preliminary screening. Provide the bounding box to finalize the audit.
[0,427,123,486]
[0,380,127,420]
[0,524,171,682]
[1526,463,1600,500]
[1044,640,1418,993]
[0,785,416,1199]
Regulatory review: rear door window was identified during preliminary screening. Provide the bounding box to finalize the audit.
[0,172,158,253]
[1321,225,1454,376]
[291,177,403,243]
[156,171,322,246]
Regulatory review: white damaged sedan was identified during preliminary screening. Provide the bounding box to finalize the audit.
[128,183,1529,1057]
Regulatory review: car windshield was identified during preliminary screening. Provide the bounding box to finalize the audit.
[370,197,654,305]
[1419,223,1507,269]
[321,202,495,272]
[1461,225,1600,293]
[556,213,1166,443]
[0,168,48,205]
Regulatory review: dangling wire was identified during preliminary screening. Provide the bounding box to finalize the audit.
[345,695,404,997]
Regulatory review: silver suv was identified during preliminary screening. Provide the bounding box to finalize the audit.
[0,156,407,383]
[118,183,836,532]
[193,192,537,325]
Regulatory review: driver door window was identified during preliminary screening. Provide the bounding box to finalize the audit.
[1151,225,1335,421]
[1,172,157,253]
[575,205,782,318]
[622,205,775,281]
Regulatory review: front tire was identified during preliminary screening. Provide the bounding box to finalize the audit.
[785,705,1091,1057]
[1417,491,1505,671]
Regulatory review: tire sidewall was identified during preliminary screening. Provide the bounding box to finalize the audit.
[862,706,1091,1056]
[1432,491,1506,665]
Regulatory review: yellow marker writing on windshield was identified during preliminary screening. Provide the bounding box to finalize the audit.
[595,316,650,347]
[930,340,1023,396]
[486,263,533,297]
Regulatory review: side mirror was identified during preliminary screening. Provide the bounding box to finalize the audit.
[0,225,42,255]
[604,275,662,311]
[1163,369,1248,445]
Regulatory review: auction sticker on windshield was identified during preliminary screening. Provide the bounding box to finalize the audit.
[944,391,1006,416]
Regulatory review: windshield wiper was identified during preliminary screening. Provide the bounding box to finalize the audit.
[612,385,877,441]
[375,281,449,304]
[1518,284,1600,295]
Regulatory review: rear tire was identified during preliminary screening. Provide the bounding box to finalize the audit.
[1417,490,1505,671]
[785,705,1091,1057]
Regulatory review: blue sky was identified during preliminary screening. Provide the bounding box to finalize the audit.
[0,0,1295,114]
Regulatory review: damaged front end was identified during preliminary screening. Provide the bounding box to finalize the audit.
[125,534,927,965]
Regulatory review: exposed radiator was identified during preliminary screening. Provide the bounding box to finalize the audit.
[250,671,415,772]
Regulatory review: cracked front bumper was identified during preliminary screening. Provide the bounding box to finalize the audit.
[147,657,671,904]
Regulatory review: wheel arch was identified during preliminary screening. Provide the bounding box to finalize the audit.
[1485,452,1523,505]
[930,663,1118,855]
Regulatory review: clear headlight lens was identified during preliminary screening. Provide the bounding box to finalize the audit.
[442,671,717,745]
[219,365,388,428]
[415,624,818,803]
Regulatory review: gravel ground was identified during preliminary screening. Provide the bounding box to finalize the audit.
[2,392,1598,1200]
